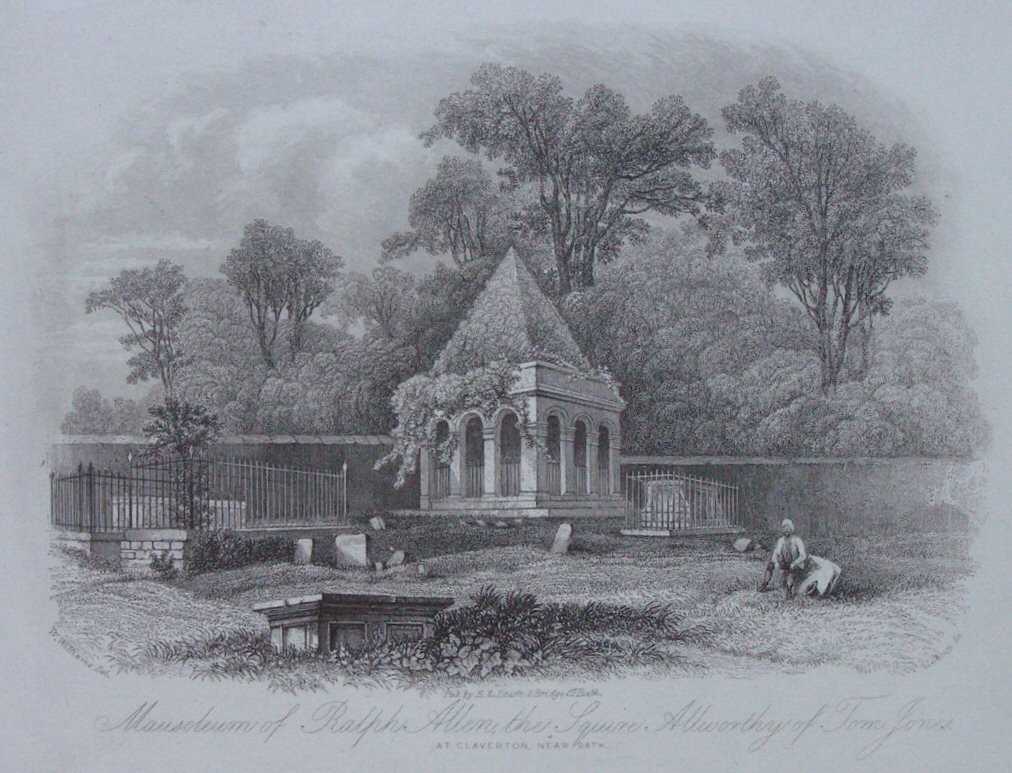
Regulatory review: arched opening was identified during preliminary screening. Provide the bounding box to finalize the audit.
[464,416,484,498]
[431,420,451,500]
[499,412,521,496]
[574,419,588,494]
[597,424,611,495]
[546,414,561,495]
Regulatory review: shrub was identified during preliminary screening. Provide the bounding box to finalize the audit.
[329,585,695,682]
[130,586,699,690]
[150,550,179,580]
[187,530,295,574]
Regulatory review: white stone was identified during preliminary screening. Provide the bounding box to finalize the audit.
[293,539,313,565]
[335,534,370,568]
[733,537,753,553]
[387,550,406,568]
[369,516,386,531]
[550,523,573,554]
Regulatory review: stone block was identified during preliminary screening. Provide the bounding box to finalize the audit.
[335,534,369,568]
[125,528,188,542]
[387,550,406,568]
[170,541,184,550]
[733,537,753,553]
[369,516,386,531]
[153,541,170,550]
[550,523,573,554]
[293,539,313,565]
[141,541,154,550]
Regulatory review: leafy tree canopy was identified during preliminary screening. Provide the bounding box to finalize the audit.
[422,63,716,293]
[714,77,937,394]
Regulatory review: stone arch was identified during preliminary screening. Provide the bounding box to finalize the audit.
[573,416,590,494]
[430,419,452,499]
[498,410,522,496]
[596,422,613,495]
[461,414,485,498]
[454,409,489,434]
[545,412,563,495]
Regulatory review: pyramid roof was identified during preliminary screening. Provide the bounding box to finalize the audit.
[431,250,590,375]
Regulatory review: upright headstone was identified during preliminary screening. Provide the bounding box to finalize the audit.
[387,550,406,568]
[733,537,753,553]
[293,538,313,565]
[369,516,386,531]
[550,523,573,554]
[335,534,370,568]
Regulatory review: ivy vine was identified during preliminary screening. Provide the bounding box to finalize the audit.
[377,358,621,489]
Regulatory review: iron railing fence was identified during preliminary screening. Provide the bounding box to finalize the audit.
[431,464,451,500]
[623,469,738,531]
[500,460,520,496]
[464,463,484,498]
[50,456,348,533]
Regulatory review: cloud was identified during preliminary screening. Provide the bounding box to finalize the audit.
[234,97,373,172]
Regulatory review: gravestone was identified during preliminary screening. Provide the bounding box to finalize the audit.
[550,523,573,554]
[335,534,370,568]
[733,537,753,553]
[293,538,313,565]
[387,550,406,568]
[369,516,386,531]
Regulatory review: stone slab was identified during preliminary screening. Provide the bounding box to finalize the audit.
[335,533,369,568]
[550,523,572,554]
[293,538,313,565]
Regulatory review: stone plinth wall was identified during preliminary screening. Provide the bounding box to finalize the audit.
[119,529,188,569]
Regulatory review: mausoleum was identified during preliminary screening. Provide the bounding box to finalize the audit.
[415,250,625,518]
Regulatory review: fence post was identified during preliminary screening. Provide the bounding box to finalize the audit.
[86,463,96,532]
[342,460,348,522]
[49,472,55,528]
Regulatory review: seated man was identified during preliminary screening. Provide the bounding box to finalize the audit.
[759,519,841,598]
[759,518,808,598]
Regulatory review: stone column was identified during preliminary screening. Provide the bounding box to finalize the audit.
[521,422,544,495]
[611,440,621,497]
[560,426,575,495]
[419,448,431,508]
[450,423,464,498]
[587,439,599,495]
[482,427,497,498]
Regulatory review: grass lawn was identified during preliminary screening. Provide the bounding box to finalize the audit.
[49,520,973,690]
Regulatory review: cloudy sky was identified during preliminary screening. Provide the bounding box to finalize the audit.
[2,1,1010,433]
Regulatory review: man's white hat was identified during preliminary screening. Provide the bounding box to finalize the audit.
[781,518,794,533]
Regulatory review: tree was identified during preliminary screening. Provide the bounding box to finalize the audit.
[85,259,188,396]
[285,237,343,359]
[716,78,937,393]
[142,398,221,459]
[564,226,811,454]
[421,63,716,293]
[60,387,147,435]
[382,156,513,266]
[221,219,342,367]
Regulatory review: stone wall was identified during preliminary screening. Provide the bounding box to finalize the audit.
[621,456,987,536]
[119,528,188,569]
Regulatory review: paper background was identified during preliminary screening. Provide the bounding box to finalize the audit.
[1,2,1010,770]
